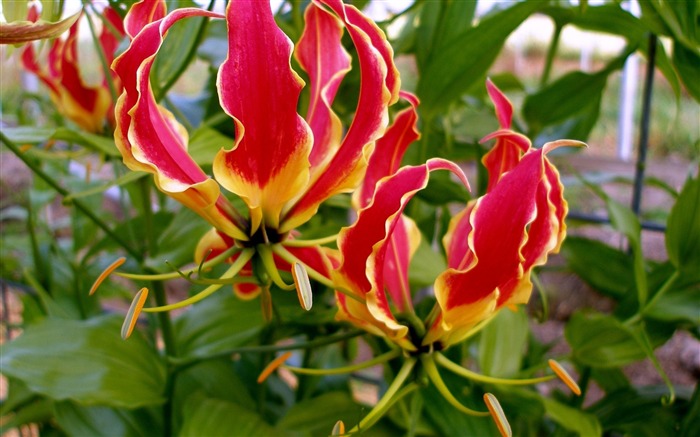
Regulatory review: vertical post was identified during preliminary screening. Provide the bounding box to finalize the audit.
[631,33,657,216]
[617,0,641,162]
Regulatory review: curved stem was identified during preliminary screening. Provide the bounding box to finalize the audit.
[285,349,402,376]
[142,249,254,312]
[421,355,489,417]
[540,21,562,87]
[349,358,417,433]
[257,244,293,290]
[1,132,141,259]
[169,329,364,368]
[116,246,240,281]
[436,353,555,385]
[283,233,339,247]
[273,244,364,304]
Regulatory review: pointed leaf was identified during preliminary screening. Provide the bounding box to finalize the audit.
[0,316,166,408]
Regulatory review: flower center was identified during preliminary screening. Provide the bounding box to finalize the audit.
[242,225,285,247]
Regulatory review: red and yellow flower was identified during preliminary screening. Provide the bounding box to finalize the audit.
[21,4,124,133]
[111,0,401,300]
[334,80,583,352]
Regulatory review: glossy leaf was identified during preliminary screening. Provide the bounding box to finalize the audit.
[417,1,540,118]
[666,174,700,277]
[276,391,363,435]
[415,0,477,69]
[179,396,275,437]
[565,312,646,368]
[0,316,166,408]
[562,236,634,299]
[54,401,161,437]
[478,307,529,377]
[673,43,700,102]
[541,397,602,437]
[174,291,263,360]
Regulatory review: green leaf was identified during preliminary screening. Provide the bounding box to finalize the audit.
[673,43,700,102]
[0,316,166,408]
[408,237,446,288]
[646,286,700,323]
[523,52,625,140]
[541,397,602,437]
[417,1,540,118]
[179,396,276,437]
[584,181,648,306]
[479,307,529,377]
[187,126,232,166]
[175,291,264,361]
[562,236,634,299]
[276,391,363,435]
[64,172,146,202]
[416,170,471,205]
[146,208,213,272]
[54,401,161,437]
[0,397,54,431]
[565,312,646,368]
[666,174,700,277]
[415,0,477,69]
[52,127,120,156]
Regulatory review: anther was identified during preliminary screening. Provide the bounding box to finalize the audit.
[548,359,581,395]
[257,351,293,383]
[121,288,148,340]
[483,393,512,437]
[90,257,126,296]
[292,262,312,311]
[331,420,345,436]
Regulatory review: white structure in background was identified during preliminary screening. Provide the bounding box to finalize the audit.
[618,0,641,162]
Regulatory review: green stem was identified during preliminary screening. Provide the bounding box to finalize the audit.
[285,349,402,376]
[1,132,141,259]
[421,355,489,417]
[540,22,562,87]
[169,329,364,369]
[350,358,417,433]
[640,270,679,317]
[435,353,555,385]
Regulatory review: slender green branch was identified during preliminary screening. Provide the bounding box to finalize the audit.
[1,132,141,259]
[350,358,418,433]
[285,349,402,376]
[435,353,555,385]
[541,21,562,86]
[422,355,489,417]
[169,329,364,368]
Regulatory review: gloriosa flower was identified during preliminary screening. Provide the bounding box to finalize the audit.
[112,0,400,300]
[333,79,583,352]
[21,4,125,133]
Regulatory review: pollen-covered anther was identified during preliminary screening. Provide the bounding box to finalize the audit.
[548,359,582,395]
[121,287,149,340]
[292,262,312,311]
[484,393,512,437]
[331,420,345,436]
[90,257,126,296]
[257,351,293,383]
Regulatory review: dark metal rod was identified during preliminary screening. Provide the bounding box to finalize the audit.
[631,33,657,216]
[567,211,666,232]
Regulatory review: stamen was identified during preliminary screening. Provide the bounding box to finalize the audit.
[548,360,581,395]
[292,262,312,311]
[483,393,512,437]
[257,351,293,383]
[421,356,489,417]
[283,234,339,247]
[435,353,555,385]
[141,249,255,312]
[90,257,126,296]
[257,245,293,290]
[284,349,401,376]
[121,287,148,339]
[331,420,345,436]
[19,144,32,153]
[116,246,239,281]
